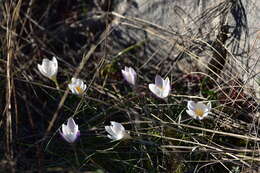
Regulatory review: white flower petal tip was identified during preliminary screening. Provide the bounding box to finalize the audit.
[105,121,130,141]
[149,75,171,99]
[121,66,137,86]
[186,101,212,120]
[60,117,80,143]
[37,56,58,81]
[68,78,86,95]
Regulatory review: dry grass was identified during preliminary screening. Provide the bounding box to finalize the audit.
[0,0,259,172]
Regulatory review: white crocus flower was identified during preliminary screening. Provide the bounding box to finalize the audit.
[121,66,137,86]
[37,56,58,81]
[149,75,171,99]
[186,101,212,120]
[105,121,130,141]
[68,78,86,95]
[60,118,80,143]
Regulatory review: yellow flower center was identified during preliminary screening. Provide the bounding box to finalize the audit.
[76,86,83,94]
[158,85,164,91]
[195,108,204,117]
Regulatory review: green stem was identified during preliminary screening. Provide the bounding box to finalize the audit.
[52,77,60,90]
[72,144,80,168]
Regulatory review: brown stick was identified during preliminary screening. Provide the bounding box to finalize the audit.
[4,0,22,172]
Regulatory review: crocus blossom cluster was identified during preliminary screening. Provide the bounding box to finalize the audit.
[121,66,213,120]
[121,66,171,99]
[37,60,214,145]
[59,118,129,143]
[38,57,86,95]
[186,101,212,120]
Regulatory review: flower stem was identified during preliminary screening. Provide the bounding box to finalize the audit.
[52,78,60,90]
[72,144,80,167]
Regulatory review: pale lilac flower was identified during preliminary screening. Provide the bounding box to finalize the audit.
[60,118,80,143]
[149,75,171,98]
[121,66,137,86]
[105,121,130,141]
[37,56,58,81]
[186,101,212,120]
[68,78,86,95]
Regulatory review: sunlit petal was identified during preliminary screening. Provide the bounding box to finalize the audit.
[186,101,212,120]
[155,75,163,88]
[68,78,86,95]
[187,101,196,110]
[105,121,129,141]
[37,57,58,80]
[149,75,171,99]
[60,118,80,143]
[122,66,137,86]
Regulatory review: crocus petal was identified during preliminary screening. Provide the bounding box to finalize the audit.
[122,72,132,85]
[80,80,86,89]
[111,121,125,132]
[108,134,119,141]
[42,59,51,75]
[163,89,170,98]
[69,135,77,143]
[50,57,58,76]
[105,126,117,137]
[60,118,79,143]
[149,75,170,98]
[107,134,114,140]
[40,64,49,76]
[105,121,127,140]
[207,102,212,110]
[68,83,75,93]
[129,67,136,76]
[164,77,170,89]
[187,101,196,110]
[121,69,127,75]
[37,64,46,76]
[149,84,162,98]
[71,88,78,95]
[61,124,69,135]
[195,103,203,109]
[202,112,209,118]
[122,67,136,85]
[38,57,58,79]
[67,118,76,131]
[130,75,136,85]
[82,84,87,92]
[105,126,120,140]
[197,116,204,120]
[186,101,212,120]
[129,67,137,84]
[41,59,49,67]
[186,110,197,119]
[163,80,171,97]
[111,121,125,138]
[77,79,82,85]
[155,75,163,88]
[71,77,76,84]
[124,66,129,72]
[60,130,68,141]
[52,57,58,68]
[69,78,86,95]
